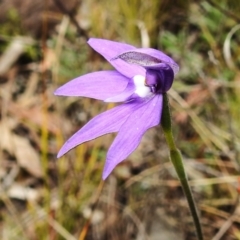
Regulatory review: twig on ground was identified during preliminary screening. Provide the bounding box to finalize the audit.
[207,0,240,23]
[52,0,89,39]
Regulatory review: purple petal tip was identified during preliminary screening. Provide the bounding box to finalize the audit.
[54,89,60,96]
[56,149,65,158]
[102,174,108,180]
[102,168,111,180]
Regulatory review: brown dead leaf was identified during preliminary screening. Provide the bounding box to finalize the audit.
[12,134,43,178]
[0,120,43,178]
[9,102,59,134]
[186,79,220,106]
[175,79,220,123]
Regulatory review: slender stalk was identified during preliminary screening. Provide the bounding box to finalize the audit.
[161,93,203,240]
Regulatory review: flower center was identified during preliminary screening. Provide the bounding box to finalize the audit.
[145,67,174,93]
[133,75,153,98]
[145,69,163,94]
[133,66,174,98]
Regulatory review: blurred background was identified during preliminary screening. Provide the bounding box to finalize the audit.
[0,0,240,239]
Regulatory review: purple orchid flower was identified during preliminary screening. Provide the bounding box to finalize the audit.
[55,38,179,180]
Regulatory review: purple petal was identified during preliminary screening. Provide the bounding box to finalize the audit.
[115,48,179,75]
[54,71,129,100]
[88,38,145,78]
[57,100,145,158]
[102,94,163,179]
[104,80,135,102]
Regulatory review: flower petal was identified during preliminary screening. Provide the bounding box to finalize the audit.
[115,48,179,75]
[57,100,144,158]
[88,38,145,78]
[54,70,129,100]
[102,94,163,179]
[104,80,135,102]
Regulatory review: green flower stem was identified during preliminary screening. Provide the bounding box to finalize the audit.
[161,93,203,240]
